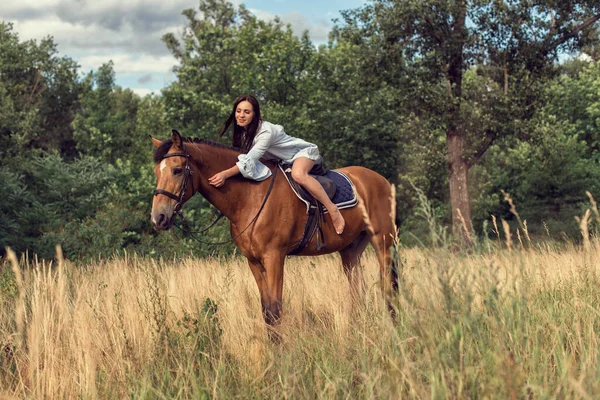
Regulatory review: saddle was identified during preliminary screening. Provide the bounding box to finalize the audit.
[280,163,358,255]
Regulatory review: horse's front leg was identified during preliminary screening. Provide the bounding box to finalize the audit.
[246,252,285,327]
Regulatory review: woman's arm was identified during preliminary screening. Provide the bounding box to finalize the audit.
[208,165,240,187]
[209,124,274,186]
[243,128,273,162]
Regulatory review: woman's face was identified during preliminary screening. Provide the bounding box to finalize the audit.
[235,100,254,129]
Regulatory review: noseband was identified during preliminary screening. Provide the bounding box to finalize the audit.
[153,145,195,213]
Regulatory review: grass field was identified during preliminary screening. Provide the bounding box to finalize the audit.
[2,240,600,399]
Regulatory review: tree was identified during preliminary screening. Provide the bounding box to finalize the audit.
[73,61,142,163]
[581,24,600,61]
[545,60,600,154]
[0,22,81,162]
[337,1,600,244]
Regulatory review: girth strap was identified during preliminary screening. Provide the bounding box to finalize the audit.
[288,200,326,255]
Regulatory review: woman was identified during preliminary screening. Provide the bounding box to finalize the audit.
[208,94,345,235]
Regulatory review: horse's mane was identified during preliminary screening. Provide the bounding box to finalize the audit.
[153,137,242,164]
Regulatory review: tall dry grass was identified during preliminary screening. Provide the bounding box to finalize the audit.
[2,239,600,398]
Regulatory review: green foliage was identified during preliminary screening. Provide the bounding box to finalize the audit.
[336,0,600,239]
[73,62,142,163]
[134,95,168,165]
[0,263,17,306]
[41,202,147,260]
[393,57,600,242]
[545,61,600,154]
[0,168,32,253]
[306,46,401,175]
[0,22,81,161]
[401,184,451,248]
[177,298,223,356]
[27,154,115,221]
[0,153,116,257]
[457,60,600,239]
[480,70,600,239]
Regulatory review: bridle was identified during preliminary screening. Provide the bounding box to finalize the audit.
[153,144,195,215]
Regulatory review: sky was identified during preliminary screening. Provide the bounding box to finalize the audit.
[1,0,366,97]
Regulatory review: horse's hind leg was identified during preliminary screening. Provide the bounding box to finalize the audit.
[338,230,370,303]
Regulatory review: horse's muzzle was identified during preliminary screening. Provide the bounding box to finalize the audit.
[151,211,173,231]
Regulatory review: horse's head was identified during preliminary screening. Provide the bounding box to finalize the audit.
[151,129,196,230]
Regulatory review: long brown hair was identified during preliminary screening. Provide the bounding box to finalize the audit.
[218,94,262,152]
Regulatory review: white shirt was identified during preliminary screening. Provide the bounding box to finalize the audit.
[236,120,321,181]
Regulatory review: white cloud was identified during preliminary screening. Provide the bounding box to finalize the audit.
[1,0,342,91]
[249,9,332,43]
[78,54,176,75]
[7,14,186,57]
[11,16,112,47]
[2,0,60,16]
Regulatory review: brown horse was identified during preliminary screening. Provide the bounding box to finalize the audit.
[151,130,398,327]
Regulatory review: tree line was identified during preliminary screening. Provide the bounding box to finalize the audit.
[1,0,600,260]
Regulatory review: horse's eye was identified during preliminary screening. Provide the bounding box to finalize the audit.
[173,167,183,175]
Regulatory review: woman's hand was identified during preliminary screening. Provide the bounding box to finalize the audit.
[208,171,228,187]
[209,166,240,187]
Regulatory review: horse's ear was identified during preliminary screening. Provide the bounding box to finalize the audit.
[151,137,162,149]
[172,129,183,147]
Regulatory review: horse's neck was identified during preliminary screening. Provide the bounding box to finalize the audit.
[188,143,251,220]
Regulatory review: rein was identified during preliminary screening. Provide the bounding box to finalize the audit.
[174,165,278,245]
[154,144,278,245]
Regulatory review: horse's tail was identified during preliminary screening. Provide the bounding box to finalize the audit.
[386,245,401,320]
[391,253,400,294]
[389,183,399,295]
